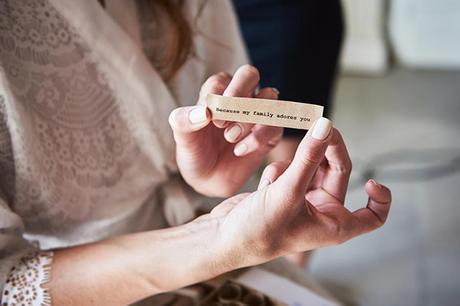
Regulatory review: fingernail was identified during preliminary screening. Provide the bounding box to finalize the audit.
[311,117,332,140]
[369,179,382,189]
[257,178,271,190]
[189,106,207,124]
[225,124,242,142]
[234,143,248,156]
[271,87,280,95]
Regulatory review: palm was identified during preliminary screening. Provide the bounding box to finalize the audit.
[177,123,269,195]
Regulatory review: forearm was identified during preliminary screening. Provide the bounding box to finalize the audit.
[48,216,234,305]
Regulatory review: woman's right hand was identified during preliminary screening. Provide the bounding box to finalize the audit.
[207,119,392,267]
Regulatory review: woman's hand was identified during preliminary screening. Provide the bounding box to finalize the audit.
[44,120,390,305]
[168,65,283,197]
[208,119,392,267]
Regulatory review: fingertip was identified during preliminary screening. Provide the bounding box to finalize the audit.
[310,117,333,141]
[260,161,291,187]
[200,73,232,98]
[189,105,209,125]
[224,65,260,97]
[365,179,392,204]
[256,87,279,100]
[224,124,243,143]
[168,108,178,128]
[169,106,211,133]
[234,143,248,157]
[237,64,260,81]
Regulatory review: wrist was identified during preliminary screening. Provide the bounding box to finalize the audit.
[186,177,240,198]
[187,214,243,274]
[213,216,274,271]
[125,215,240,294]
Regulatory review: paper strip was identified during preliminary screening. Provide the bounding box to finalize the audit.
[206,94,323,130]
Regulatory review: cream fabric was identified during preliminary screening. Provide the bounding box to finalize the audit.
[0,0,248,303]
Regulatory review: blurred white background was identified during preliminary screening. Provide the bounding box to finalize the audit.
[310,1,460,306]
[340,0,460,74]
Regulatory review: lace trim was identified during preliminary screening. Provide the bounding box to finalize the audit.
[1,251,54,306]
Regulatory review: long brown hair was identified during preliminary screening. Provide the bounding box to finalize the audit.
[149,0,193,80]
[99,0,204,80]
[138,0,207,81]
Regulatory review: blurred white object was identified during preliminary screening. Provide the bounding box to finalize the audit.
[340,0,388,75]
[390,0,460,69]
[237,268,341,306]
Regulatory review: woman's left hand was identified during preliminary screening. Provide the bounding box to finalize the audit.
[168,65,283,197]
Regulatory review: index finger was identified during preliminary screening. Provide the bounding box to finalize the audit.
[198,72,232,105]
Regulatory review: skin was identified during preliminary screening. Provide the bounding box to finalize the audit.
[46,65,391,305]
[269,137,313,267]
[169,65,283,197]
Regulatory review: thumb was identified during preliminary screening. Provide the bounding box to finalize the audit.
[278,117,333,196]
[168,105,211,137]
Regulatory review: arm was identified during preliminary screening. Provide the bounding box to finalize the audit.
[0,194,233,306]
[3,120,391,306]
[4,121,391,306]
[47,217,231,306]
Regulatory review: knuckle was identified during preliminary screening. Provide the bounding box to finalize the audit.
[368,206,387,228]
[299,153,321,168]
[204,73,230,92]
[324,217,348,245]
[210,83,228,94]
[214,72,232,84]
[374,216,386,228]
[347,158,353,173]
[333,159,352,174]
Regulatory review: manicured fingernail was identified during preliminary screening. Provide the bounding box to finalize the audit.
[311,117,332,140]
[189,106,207,124]
[369,179,382,189]
[257,178,271,190]
[225,124,242,142]
[234,143,248,156]
[271,87,280,95]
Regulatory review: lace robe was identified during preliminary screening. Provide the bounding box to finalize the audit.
[0,0,247,304]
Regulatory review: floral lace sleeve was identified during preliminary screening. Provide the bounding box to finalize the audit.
[1,252,54,306]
